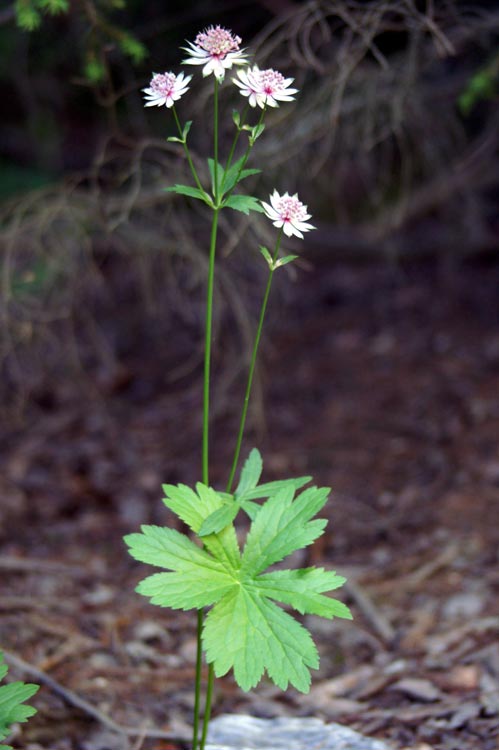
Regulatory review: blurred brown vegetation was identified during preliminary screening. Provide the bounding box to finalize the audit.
[0,0,498,406]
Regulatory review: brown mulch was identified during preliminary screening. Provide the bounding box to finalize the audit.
[1,255,498,750]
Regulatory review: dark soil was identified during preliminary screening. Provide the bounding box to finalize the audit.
[1,254,498,750]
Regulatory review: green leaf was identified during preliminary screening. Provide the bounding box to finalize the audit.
[162,483,240,568]
[0,652,38,745]
[164,184,211,204]
[167,136,183,143]
[232,110,241,128]
[241,485,330,574]
[259,245,273,269]
[275,254,298,268]
[221,156,261,194]
[183,120,192,139]
[241,476,312,501]
[256,568,352,618]
[203,586,318,692]
[249,123,265,144]
[223,195,264,215]
[127,473,350,693]
[207,158,224,195]
[235,448,263,496]
[198,503,239,537]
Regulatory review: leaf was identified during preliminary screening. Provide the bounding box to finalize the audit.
[198,503,239,537]
[203,586,318,692]
[182,120,192,139]
[0,653,38,745]
[221,156,261,194]
[241,485,330,574]
[275,254,298,268]
[249,123,265,144]
[259,245,273,268]
[235,448,263,496]
[162,483,240,568]
[127,478,351,693]
[223,195,264,215]
[232,110,241,128]
[241,476,312,501]
[164,184,210,203]
[207,158,224,195]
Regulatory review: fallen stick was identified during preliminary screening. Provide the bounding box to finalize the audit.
[3,649,190,748]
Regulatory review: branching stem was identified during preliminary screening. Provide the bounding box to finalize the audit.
[226,229,283,493]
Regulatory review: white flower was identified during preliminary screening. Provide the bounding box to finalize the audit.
[261,191,316,239]
[233,66,298,108]
[143,71,192,108]
[182,25,248,81]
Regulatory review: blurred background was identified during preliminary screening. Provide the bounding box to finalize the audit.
[1,2,499,749]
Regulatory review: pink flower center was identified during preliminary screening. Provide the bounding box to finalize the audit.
[195,26,241,58]
[151,73,176,97]
[277,196,307,223]
[259,69,286,95]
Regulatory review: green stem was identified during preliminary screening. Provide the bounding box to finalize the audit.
[224,106,266,203]
[194,78,221,749]
[213,78,219,203]
[202,208,219,486]
[199,664,215,750]
[192,609,204,750]
[224,104,249,175]
[226,229,283,493]
[172,105,204,194]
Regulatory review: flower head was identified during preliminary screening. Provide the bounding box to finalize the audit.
[262,191,316,239]
[233,66,298,108]
[143,71,192,108]
[182,25,248,81]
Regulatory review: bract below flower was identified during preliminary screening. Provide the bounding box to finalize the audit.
[233,66,298,108]
[182,25,248,81]
[261,191,316,239]
[143,71,192,108]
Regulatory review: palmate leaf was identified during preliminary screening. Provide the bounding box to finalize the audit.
[126,479,352,693]
[222,195,264,215]
[0,653,39,748]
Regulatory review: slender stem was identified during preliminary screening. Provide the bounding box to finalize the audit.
[199,664,215,750]
[192,609,204,750]
[226,230,283,492]
[202,208,219,486]
[172,106,205,194]
[213,78,220,203]
[223,106,266,203]
[224,104,249,176]
[194,81,221,748]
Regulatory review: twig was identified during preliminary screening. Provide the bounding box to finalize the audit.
[2,650,190,747]
[344,579,396,646]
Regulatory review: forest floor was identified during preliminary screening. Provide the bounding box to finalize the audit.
[1,255,498,750]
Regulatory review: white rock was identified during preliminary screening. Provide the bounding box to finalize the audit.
[206,714,391,750]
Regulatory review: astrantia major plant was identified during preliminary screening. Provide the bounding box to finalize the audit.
[125,26,352,750]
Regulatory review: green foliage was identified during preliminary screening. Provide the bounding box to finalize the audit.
[222,195,264,215]
[15,0,68,31]
[164,184,213,207]
[459,56,499,115]
[124,449,352,693]
[0,653,39,750]
[14,0,147,84]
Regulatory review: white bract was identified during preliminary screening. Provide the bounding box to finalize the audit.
[262,191,316,239]
[233,66,298,108]
[182,25,248,81]
[143,71,192,108]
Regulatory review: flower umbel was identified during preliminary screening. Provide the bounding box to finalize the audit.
[262,191,316,239]
[143,71,192,108]
[182,25,248,81]
[233,66,298,108]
